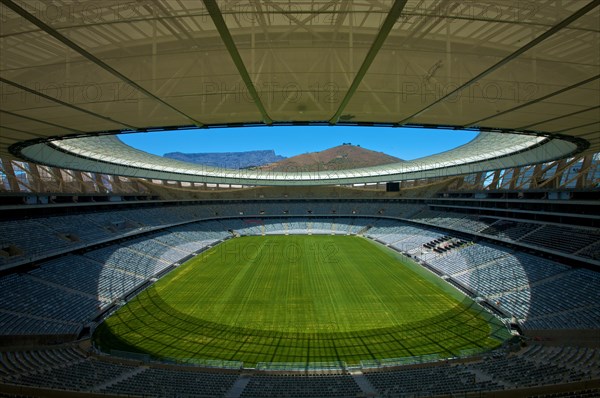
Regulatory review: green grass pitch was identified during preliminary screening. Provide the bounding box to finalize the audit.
[94,235,510,366]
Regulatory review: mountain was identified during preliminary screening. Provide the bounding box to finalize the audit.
[164,150,286,169]
[257,144,402,172]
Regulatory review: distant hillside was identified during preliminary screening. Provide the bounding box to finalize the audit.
[258,144,402,172]
[164,150,286,169]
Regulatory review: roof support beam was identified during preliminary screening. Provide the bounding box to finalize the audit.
[329,0,408,124]
[518,105,600,130]
[466,74,600,128]
[397,0,600,125]
[1,0,205,127]
[147,0,197,44]
[0,125,43,140]
[0,110,83,134]
[555,121,600,134]
[0,77,139,131]
[203,0,273,125]
[263,0,335,41]
[0,159,21,191]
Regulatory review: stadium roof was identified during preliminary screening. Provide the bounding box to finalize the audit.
[1,0,599,185]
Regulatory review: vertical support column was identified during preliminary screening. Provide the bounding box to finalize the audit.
[576,155,593,189]
[70,170,86,193]
[489,170,501,190]
[95,173,108,193]
[509,167,520,190]
[111,174,125,193]
[552,159,568,189]
[131,178,147,194]
[10,161,38,193]
[50,167,65,192]
[25,161,43,192]
[1,160,21,192]
[531,163,543,188]
[474,172,484,190]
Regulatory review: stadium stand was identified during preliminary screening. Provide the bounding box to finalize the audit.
[29,255,143,305]
[2,202,598,270]
[520,225,600,256]
[1,1,599,395]
[1,343,598,397]
[0,274,100,327]
[103,367,240,397]
[480,219,543,241]
[1,211,598,345]
[239,374,363,398]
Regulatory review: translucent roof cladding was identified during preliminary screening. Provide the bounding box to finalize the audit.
[22,132,577,185]
[16,130,576,185]
[1,0,598,164]
[344,2,600,126]
[219,1,393,122]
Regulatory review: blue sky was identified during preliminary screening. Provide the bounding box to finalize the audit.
[120,126,477,161]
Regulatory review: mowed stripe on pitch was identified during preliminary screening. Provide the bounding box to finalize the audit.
[94,235,509,365]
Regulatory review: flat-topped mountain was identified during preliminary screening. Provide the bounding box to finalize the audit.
[164,150,286,169]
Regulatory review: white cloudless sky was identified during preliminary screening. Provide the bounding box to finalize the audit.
[119,126,478,161]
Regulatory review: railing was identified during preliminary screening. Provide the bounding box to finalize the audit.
[255,361,347,372]
[106,349,507,372]
[360,353,443,369]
